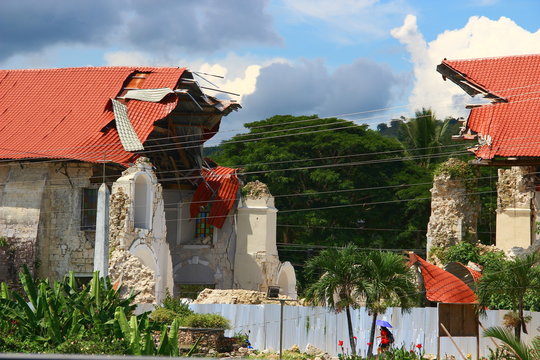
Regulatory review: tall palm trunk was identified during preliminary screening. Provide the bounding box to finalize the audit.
[367,312,378,357]
[345,306,357,355]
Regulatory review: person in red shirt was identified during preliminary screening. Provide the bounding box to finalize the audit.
[377,326,393,354]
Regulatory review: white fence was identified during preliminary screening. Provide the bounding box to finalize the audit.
[190,304,540,358]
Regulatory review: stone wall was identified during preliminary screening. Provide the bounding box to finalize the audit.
[0,162,97,281]
[109,248,155,303]
[108,158,173,303]
[426,159,479,253]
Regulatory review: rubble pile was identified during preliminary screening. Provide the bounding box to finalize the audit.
[193,288,297,305]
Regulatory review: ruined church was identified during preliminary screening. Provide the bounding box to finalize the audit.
[0,67,297,303]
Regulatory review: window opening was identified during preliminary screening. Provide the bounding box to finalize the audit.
[81,188,98,230]
[195,205,214,243]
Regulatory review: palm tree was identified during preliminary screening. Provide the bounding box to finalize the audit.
[483,326,540,360]
[401,108,449,167]
[304,247,418,357]
[477,252,540,340]
[303,244,364,355]
[359,251,418,356]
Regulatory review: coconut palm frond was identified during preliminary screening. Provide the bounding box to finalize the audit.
[483,326,532,360]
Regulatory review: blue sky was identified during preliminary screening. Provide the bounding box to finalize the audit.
[1,0,539,145]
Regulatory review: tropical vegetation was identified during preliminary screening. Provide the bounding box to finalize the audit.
[208,111,498,291]
[303,245,417,356]
[477,252,540,339]
[0,267,229,355]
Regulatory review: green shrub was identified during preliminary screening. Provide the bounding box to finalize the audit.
[150,307,180,324]
[55,338,126,355]
[161,291,193,318]
[182,313,230,329]
[0,335,50,354]
[445,242,480,264]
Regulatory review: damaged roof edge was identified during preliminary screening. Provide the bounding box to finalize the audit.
[437,62,507,102]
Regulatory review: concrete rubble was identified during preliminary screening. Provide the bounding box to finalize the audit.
[193,288,299,305]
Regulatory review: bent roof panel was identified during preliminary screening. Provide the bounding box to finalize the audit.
[0,67,185,165]
[438,54,540,159]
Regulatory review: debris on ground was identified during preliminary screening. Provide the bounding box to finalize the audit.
[193,288,299,305]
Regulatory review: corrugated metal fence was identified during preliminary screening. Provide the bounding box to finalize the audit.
[190,304,540,358]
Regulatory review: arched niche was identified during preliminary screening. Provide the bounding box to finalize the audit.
[134,173,152,229]
[129,241,157,272]
[277,261,298,299]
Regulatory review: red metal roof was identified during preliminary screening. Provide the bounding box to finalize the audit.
[440,55,540,159]
[190,166,239,228]
[409,254,477,304]
[0,67,185,165]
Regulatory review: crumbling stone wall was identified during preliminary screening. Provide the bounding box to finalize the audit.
[108,158,173,303]
[427,159,479,253]
[109,248,155,303]
[497,166,535,211]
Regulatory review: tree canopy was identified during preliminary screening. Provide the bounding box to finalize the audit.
[212,115,431,285]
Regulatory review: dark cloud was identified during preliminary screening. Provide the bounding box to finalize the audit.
[124,0,281,53]
[0,0,120,60]
[0,0,280,61]
[224,58,402,133]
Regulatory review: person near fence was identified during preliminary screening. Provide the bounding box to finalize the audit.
[377,326,394,354]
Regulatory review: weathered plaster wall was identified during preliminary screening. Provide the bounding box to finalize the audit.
[108,158,173,303]
[0,162,95,281]
[496,166,535,254]
[426,159,479,253]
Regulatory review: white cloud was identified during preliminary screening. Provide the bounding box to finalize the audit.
[281,0,412,39]
[392,15,540,118]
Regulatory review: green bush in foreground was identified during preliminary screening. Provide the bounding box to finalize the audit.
[150,307,181,324]
[182,313,230,329]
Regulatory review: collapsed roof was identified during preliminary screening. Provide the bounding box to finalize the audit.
[0,67,240,168]
[437,54,540,163]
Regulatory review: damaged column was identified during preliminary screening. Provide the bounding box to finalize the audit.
[426,158,479,255]
[234,181,297,298]
[496,166,535,253]
[108,157,174,303]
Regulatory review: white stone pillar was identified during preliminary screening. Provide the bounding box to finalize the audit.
[496,166,535,253]
[93,183,110,276]
[234,186,281,292]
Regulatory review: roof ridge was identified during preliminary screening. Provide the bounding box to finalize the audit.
[443,53,540,63]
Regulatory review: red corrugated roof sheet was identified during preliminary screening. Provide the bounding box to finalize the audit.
[190,166,239,228]
[441,55,540,159]
[0,67,185,166]
[409,254,477,304]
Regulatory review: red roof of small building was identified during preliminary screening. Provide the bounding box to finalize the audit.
[409,254,477,304]
[438,54,540,159]
[0,67,185,166]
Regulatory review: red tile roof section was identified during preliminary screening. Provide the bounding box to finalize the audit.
[441,55,540,159]
[190,166,239,228]
[409,254,477,303]
[0,67,185,166]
